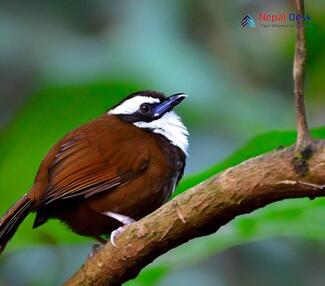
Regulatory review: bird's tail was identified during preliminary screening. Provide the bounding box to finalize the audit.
[0,194,32,254]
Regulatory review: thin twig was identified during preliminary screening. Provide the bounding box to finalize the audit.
[293,0,311,149]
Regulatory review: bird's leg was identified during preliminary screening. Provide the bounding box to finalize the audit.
[102,211,136,247]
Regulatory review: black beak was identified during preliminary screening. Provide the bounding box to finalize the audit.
[153,93,187,118]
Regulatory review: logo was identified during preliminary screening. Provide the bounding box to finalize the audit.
[241,15,256,28]
[241,12,312,29]
[259,12,311,23]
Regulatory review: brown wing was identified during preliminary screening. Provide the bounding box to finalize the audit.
[35,117,149,206]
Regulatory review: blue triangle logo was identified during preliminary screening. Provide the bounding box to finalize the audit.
[241,15,256,28]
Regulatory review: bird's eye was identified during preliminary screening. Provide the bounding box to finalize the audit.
[139,103,150,114]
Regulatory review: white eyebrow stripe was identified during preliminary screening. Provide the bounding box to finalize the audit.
[108,96,160,115]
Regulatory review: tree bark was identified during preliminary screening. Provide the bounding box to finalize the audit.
[64,141,325,286]
[294,0,311,149]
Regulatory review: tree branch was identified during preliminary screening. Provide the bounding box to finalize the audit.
[65,141,325,286]
[294,0,311,149]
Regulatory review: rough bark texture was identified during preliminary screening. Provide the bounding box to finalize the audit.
[64,141,325,286]
[294,0,310,149]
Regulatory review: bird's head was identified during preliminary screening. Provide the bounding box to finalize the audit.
[108,91,189,155]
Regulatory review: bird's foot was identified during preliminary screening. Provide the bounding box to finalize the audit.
[110,226,128,247]
[101,211,136,247]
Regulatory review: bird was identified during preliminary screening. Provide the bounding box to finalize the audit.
[0,90,188,254]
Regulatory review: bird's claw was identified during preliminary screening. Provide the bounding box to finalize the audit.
[110,226,127,247]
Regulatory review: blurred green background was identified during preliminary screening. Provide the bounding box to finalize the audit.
[0,0,324,285]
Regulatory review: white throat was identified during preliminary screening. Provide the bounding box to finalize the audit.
[134,111,189,155]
